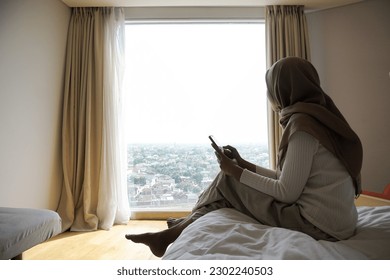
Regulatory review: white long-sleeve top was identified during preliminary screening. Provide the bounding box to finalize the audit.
[240,131,358,240]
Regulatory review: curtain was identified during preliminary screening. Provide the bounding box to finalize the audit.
[57,7,129,232]
[97,8,129,230]
[265,5,310,168]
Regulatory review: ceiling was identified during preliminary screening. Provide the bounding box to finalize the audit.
[61,0,364,11]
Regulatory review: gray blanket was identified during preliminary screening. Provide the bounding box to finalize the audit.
[0,207,61,259]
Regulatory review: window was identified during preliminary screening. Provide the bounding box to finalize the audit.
[124,22,268,211]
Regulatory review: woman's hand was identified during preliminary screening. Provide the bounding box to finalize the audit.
[223,145,257,173]
[215,150,243,181]
[222,145,242,163]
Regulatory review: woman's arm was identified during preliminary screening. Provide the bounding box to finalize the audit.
[223,145,276,178]
[217,147,277,183]
[240,131,318,203]
[255,165,277,179]
[236,156,257,173]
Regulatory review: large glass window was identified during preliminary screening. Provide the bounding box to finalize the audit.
[125,22,268,211]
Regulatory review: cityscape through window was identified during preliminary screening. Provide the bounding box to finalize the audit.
[125,22,269,210]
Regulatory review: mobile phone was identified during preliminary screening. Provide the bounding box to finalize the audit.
[209,135,223,154]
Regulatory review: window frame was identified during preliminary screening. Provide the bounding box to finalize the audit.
[124,8,266,220]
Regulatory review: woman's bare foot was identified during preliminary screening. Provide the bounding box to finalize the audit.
[125,231,168,257]
[126,215,194,257]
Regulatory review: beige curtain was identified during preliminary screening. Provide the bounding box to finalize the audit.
[265,5,310,168]
[57,7,129,232]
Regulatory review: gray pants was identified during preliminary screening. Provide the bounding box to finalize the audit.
[192,172,336,241]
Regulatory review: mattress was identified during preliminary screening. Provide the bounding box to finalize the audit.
[0,207,62,260]
[163,206,390,259]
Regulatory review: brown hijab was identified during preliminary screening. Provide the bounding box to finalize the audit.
[266,57,363,196]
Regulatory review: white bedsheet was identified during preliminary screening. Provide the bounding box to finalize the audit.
[163,206,390,260]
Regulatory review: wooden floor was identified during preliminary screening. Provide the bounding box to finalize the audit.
[23,220,167,260]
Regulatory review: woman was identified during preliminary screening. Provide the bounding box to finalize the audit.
[125,57,363,257]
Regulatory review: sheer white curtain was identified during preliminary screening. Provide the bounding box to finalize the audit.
[98,8,130,230]
[58,7,129,232]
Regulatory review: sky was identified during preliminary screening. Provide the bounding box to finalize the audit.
[124,23,268,146]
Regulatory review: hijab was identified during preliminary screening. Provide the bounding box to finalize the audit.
[266,57,363,196]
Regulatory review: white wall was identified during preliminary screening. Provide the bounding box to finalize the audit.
[0,0,70,209]
[306,0,390,193]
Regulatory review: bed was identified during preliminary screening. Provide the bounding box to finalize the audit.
[163,188,390,260]
[0,207,62,260]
